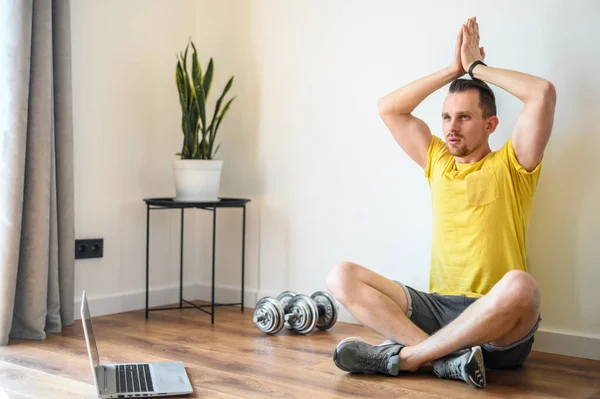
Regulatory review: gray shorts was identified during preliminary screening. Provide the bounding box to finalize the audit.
[396,282,541,369]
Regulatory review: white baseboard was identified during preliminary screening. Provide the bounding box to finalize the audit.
[532,328,600,361]
[74,283,259,320]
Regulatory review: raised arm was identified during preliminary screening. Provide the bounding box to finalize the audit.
[378,26,471,169]
[462,17,557,172]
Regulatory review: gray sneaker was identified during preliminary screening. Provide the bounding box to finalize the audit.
[333,337,403,376]
[432,346,486,388]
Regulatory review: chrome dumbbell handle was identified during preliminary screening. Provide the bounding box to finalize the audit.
[284,313,296,323]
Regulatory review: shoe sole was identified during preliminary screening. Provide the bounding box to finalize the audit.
[466,346,486,388]
[333,337,364,372]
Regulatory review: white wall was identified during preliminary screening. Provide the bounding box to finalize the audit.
[71,0,600,360]
[71,0,260,317]
[190,0,261,308]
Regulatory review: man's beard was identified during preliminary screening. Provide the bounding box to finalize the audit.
[447,142,472,157]
[447,137,486,158]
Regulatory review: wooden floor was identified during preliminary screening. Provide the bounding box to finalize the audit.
[1,302,599,399]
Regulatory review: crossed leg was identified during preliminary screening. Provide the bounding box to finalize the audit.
[325,261,541,372]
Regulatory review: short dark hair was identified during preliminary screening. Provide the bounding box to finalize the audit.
[449,78,497,118]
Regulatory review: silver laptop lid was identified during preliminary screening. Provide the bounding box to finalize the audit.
[81,290,102,390]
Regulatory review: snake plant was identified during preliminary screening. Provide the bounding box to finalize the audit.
[175,40,235,159]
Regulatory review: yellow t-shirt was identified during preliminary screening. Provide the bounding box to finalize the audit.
[425,135,542,298]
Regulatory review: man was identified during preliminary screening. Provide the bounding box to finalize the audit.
[325,17,557,389]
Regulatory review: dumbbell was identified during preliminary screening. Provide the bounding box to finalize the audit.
[252,291,297,334]
[253,290,338,335]
[284,291,339,334]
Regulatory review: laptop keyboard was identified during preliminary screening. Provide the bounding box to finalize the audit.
[116,364,154,393]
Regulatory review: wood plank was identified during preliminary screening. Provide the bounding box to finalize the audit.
[0,302,598,399]
[0,343,239,399]
[74,330,416,399]
[97,306,600,399]
[0,360,96,399]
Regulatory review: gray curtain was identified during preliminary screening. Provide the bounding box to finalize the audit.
[0,0,74,346]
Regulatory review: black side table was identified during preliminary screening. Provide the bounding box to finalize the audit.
[143,197,251,323]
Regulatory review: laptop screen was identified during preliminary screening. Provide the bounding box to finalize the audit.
[82,292,100,368]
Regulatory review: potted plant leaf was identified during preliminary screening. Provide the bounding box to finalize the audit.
[173,40,235,201]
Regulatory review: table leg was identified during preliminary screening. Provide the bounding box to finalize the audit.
[180,208,184,308]
[241,205,246,312]
[145,204,150,319]
[211,208,217,324]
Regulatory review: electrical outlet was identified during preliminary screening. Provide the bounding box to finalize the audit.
[75,238,103,259]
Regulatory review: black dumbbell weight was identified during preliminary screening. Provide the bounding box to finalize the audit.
[311,290,338,331]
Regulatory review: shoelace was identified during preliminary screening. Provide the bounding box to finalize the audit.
[357,351,388,372]
[439,356,464,380]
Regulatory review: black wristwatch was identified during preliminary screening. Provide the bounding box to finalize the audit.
[468,60,487,78]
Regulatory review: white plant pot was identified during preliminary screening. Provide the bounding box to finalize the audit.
[172,159,223,202]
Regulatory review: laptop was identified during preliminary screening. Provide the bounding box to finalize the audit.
[80,290,194,398]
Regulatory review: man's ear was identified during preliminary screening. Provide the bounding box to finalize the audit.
[486,116,499,135]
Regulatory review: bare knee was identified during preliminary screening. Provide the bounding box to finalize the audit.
[494,270,540,313]
[326,261,362,303]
